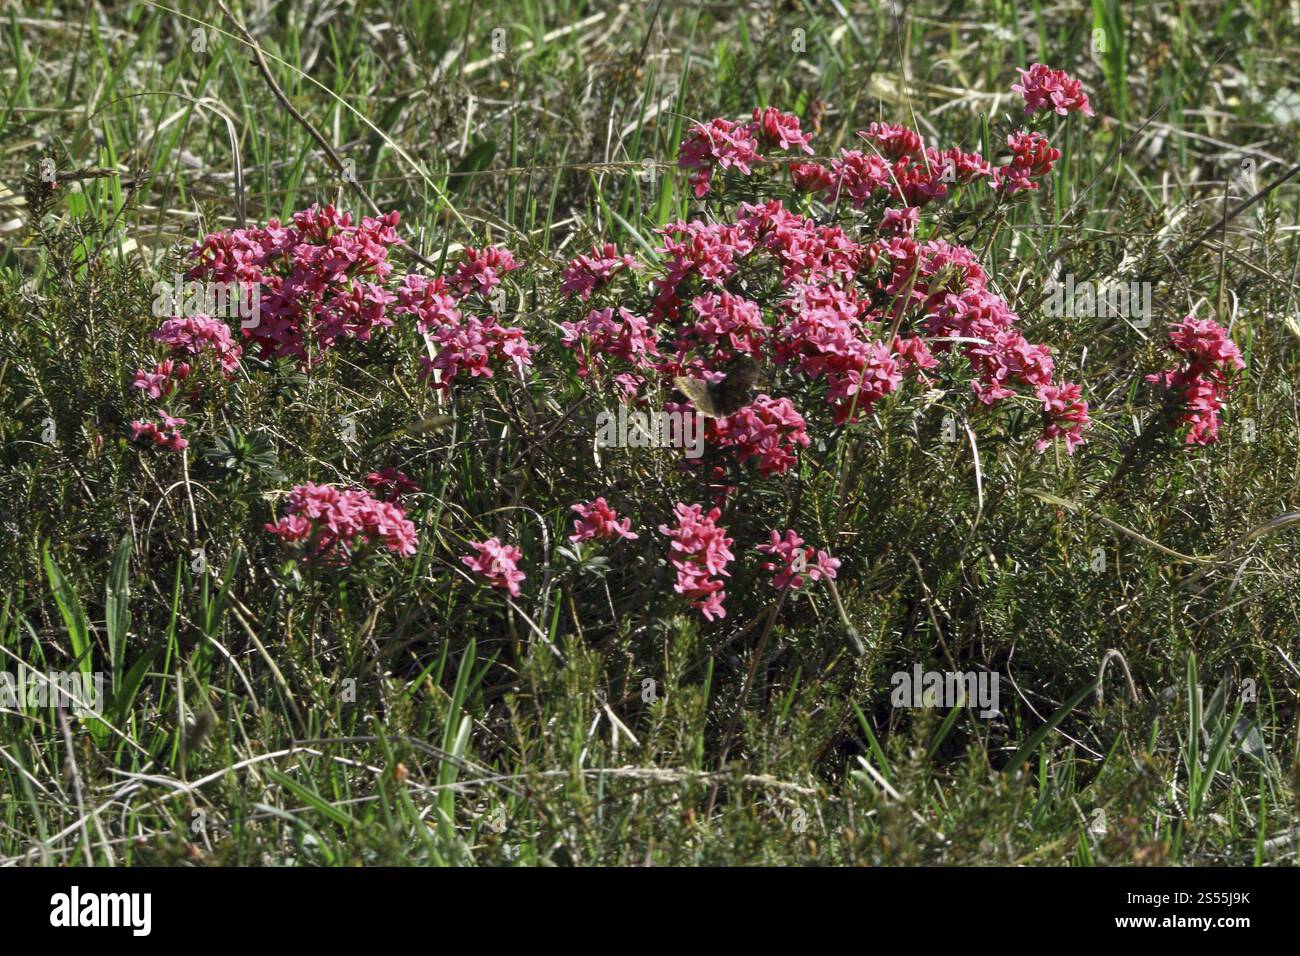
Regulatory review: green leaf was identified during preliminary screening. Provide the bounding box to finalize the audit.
[266,769,357,829]
[1002,676,1100,775]
[105,535,131,682]
[1090,0,1128,120]
[44,547,92,679]
[110,644,160,729]
[451,140,497,198]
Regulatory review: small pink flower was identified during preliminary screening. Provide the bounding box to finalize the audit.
[1146,317,1243,445]
[187,204,404,366]
[680,292,768,357]
[706,395,810,477]
[129,414,188,452]
[658,503,734,621]
[365,467,419,501]
[654,219,755,319]
[132,358,191,399]
[392,274,460,332]
[151,314,242,374]
[569,498,638,544]
[451,245,521,296]
[756,530,840,590]
[560,243,639,300]
[881,206,920,237]
[461,537,526,596]
[1011,64,1094,117]
[559,307,659,378]
[1035,382,1092,454]
[857,122,924,160]
[993,131,1061,194]
[419,315,535,392]
[830,149,892,207]
[789,162,834,194]
[749,107,814,155]
[266,482,418,561]
[892,335,939,379]
[677,117,761,197]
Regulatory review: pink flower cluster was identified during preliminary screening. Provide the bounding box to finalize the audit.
[678,118,759,198]
[1146,317,1244,444]
[599,143,1090,453]
[394,274,462,332]
[132,357,191,400]
[678,108,812,197]
[772,281,902,424]
[892,334,939,380]
[750,106,816,154]
[827,148,892,206]
[654,219,754,318]
[561,243,639,300]
[1035,383,1092,454]
[658,503,735,621]
[826,339,904,425]
[555,99,1100,475]
[739,200,863,287]
[365,467,419,501]
[418,313,535,392]
[677,291,768,357]
[1011,64,1094,117]
[756,530,840,590]
[560,306,660,394]
[705,395,811,477]
[781,73,1088,207]
[266,482,419,561]
[461,537,526,596]
[994,131,1061,194]
[817,132,993,209]
[189,204,403,364]
[858,122,924,160]
[394,250,540,392]
[151,314,243,373]
[899,147,994,206]
[129,413,188,452]
[569,498,638,544]
[789,161,834,194]
[450,245,521,296]
[187,206,534,393]
[132,313,246,451]
[884,240,1093,452]
[392,268,535,391]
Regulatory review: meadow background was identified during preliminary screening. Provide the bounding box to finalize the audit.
[1,0,1299,866]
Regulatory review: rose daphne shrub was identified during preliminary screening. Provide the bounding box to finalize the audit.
[548,75,1237,620]
[130,207,537,569]
[133,204,536,465]
[545,91,1103,618]
[130,65,1243,621]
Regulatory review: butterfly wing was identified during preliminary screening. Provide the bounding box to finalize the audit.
[675,356,759,419]
[714,357,758,415]
[674,375,723,417]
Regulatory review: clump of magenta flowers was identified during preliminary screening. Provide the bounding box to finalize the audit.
[130,204,539,567]
[127,63,1243,623]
